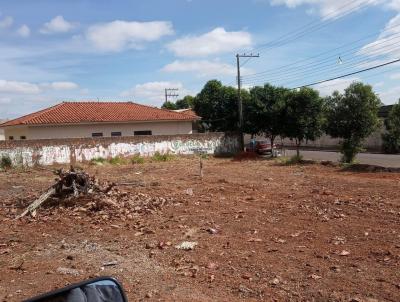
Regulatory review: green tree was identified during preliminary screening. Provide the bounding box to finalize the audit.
[161,101,178,110]
[247,84,289,148]
[326,82,381,163]
[176,95,195,109]
[193,80,242,132]
[382,101,400,153]
[283,87,325,157]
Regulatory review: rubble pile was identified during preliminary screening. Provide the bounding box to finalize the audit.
[15,166,172,220]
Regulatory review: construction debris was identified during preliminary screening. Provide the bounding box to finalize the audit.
[175,241,198,250]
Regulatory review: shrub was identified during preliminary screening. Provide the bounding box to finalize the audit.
[0,155,12,170]
[382,101,400,154]
[382,133,400,154]
[130,154,145,164]
[152,151,174,162]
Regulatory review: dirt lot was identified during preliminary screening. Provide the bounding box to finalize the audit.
[1,157,399,302]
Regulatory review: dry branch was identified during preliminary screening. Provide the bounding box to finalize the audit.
[17,166,97,219]
[17,187,56,219]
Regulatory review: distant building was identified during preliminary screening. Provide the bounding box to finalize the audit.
[172,109,201,133]
[0,120,5,140]
[0,101,200,140]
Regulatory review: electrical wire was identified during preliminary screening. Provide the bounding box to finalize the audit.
[289,58,400,89]
[242,24,400,80]
[241,44,400,86]
[252,0,375,54]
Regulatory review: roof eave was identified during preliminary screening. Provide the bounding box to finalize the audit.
[2,118,198,128]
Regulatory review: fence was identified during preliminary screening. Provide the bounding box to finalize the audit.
[0,133,240,167]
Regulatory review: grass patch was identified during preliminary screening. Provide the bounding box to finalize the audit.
[200,153,209,160]
[90,157,107,166]
[108,156,128,165]
[151,152,175,162]
[277,155,304,165]
[130,154,145,164]
[0,155,12,170]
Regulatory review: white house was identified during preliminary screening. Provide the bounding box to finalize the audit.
[0,120,6,140]
[0,101,200,140]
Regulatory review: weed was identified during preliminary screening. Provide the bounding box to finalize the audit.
[152,152,174,162]
[90,157,107,166]
[0,155,12,170]
[130,154,145,164]
[108,156,128,165]
[200,153,209,159]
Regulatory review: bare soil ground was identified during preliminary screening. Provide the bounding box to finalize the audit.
[0,157,399,302]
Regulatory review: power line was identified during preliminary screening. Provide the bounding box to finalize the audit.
[290,58,400,90]
[252,0,374,54]
[225,0,388,89]
[314,66,398,91]
[242,26,400,80]
[241,44,400,86]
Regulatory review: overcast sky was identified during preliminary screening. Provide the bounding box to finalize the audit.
[0,0,400,118]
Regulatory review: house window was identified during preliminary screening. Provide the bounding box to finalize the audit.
[20,136,26,140]
[92,132,103,137]
[134,130,152,136]
[8,136,14,140]
[111,132,122,137]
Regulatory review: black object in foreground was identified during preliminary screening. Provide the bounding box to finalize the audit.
[23,277,128,302]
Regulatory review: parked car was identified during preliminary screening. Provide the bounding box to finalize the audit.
[255,140,276,155]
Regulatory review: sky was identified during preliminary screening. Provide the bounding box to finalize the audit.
[0,0,400,118]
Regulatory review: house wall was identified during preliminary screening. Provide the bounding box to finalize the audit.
[3,121,193,140]
[0,133,239,167]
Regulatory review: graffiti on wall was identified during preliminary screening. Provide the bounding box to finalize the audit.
[0,134,239,167]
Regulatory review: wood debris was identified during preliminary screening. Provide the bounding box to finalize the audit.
[16,166,171,219]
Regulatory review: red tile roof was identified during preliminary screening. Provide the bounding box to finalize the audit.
[1,101,199,127]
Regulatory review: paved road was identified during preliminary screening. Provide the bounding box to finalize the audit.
[286,149,400,168]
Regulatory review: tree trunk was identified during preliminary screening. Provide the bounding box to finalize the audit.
[270,136,275,157]
[296,139,301,157]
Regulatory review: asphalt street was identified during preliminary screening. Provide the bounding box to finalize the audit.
[285,150,400,168]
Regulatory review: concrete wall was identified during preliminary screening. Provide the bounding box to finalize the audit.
[2,121,193,140]
[245,125,386,152]
[0,133,239,167]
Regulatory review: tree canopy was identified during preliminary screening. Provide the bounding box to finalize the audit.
[193,80,246,132]
[245,84,289,146]
[161,95,195,110]
[326,82,381,162]
[161,101,178,110]
[176,95,195,109]
[282,87,325,156]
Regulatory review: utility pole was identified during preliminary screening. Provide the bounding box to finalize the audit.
[236,53,259,151]
[165,88,179,104]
